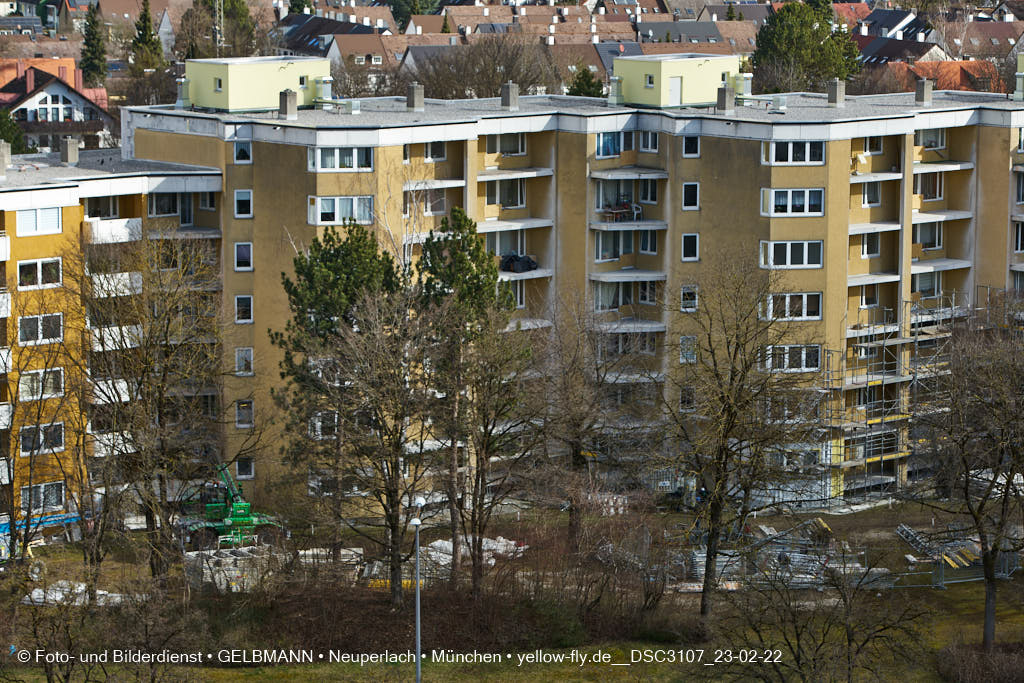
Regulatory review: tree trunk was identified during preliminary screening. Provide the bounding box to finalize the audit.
[982,549,997,652]
[700,497,724,618]
[471,534,483,604]
[448,377,462,586]
[567,442,585,554]
[389,520,404,609]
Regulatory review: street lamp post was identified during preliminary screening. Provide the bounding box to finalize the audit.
[412,496,426,683]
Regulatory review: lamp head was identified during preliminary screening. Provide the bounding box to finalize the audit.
[414,496,426,508]
[411,517,422,527]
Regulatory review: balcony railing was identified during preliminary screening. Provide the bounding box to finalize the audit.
[87,217,142,245]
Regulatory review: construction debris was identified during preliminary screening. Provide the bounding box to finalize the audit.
[184,546,289,593]
[22,581,134,606]
[896,523,981,569]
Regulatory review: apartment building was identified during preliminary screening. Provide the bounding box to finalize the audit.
[4,52,1024,520]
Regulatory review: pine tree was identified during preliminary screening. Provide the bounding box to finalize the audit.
[726,4,736,20]
[441,14,450,33]
[81,4,107,88]
[566,62,604,97]
[0,109,33,154]
[131,0,164,69]
[288,0,310,15]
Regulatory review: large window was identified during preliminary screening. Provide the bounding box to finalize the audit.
[638,230,657,254]
[309,146,373,171]
[762,345,821,372]
[309,411,339,440]
[595,231,632,262]
[638,281,657,305]
[861,233,880,258]
[861,284,878,308]
[486,179,525,209]
[915,128,946,150]
[759,241,823,268]
[761,188,824,216]
[912,272,940,299]
[19,368,63,401]
[20,481,64,513]
[679,336,697,364]
[486,229,524,257]
[1017,173,1024,204]
[147,193,179,217]
[914,172,943,201]
[865,136,883,155]
[1015,222,1024,253]
[18,258,61,289]
[20,423,64,455]
[594,281,632,312]
[310,196,374,225]
[596,179,634,209]
[913,222,943,250]
[486,133,525,156]
[762,141,825,165]
[680,285,698,312]
[596,131,633,158]
[16,207,62,236]
[765,292,821,320]
[424,141,446,162]
[862,181,880,207]
[19,313,62,345]
[638,179,658,204]
[86,196,118,218]
[639,131,659,153]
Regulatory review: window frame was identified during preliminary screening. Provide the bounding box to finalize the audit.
[762,141,825,166]
[233,140,252,164]
[596,131,632,159]
[680,285,698,312]
[199,191,216,211]
[17,257,62,290]
[765,292,822,321]
[16,207,63,237]
[861,233,880,259]
[234,189,253,218]
[20,423,64,456]
[1015,221,1024,253]
[638,280,657,305]
[679,335,697,364]
[915,128,946,150]
[682,135,700,158]
[913,222,943,250]
[594,281,632,312]
[235,399,254,429]
[236,457,255,480]
[309,195,375,225]
[681,182,700,210]
[860,284,878,309]
[18,367,64,401]
[865,136,883,155]
[234,295,253,324]
[759,240,824,269]
[638,178,658,204]
[762,344,821,373]
[424,141,446,163]
[639,131,659,153]
[862,181,881,208]
[235,347,254,376]
[912,271,941,299]
[85,195,119,219]
[147,193,179,217]
[19,480,64,513]
[761,188,825,216]
[915,172,944,201]
[234,242,253,272]
[18,313,63,345]
[638,229,657,254]
[594,231,632,262]
[309,146,374,172]
[681,233,699,262]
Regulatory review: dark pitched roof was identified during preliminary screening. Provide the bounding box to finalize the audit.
[852,34,943,64]
[698,3,773,25]
[279,14,376,55]
[636,20,722,43]
[593,40,644,74]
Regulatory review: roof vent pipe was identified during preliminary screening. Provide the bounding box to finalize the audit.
[828,78,845,108]
[407,82,424,112]
[279,89,297,120]
[915,78,932,105]
[501,81,519,111]
[716,86,735,115]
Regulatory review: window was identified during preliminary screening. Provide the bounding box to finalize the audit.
[199,192,216,211]
[486,229,525,256]
[234,242,253,271]
[179,193,193,226]
[765,292,821,320]
[682,136,700,158]
[759,240,824,269]
[85,196,118,218]
[233,141,252,164]
[762,345,821,372]
[235,347,254,375]
[638,230,657,254]
[16,207,62,236]
[354,56,365,65]
[510,280,526,309]
[914,172,943,201]
[485,133,526,156]
[862,181,880,207]
[485,179,525,208]
[214,77,223,91]
[915,128,946,150]
[861,233,880,258]
[235,400,254,428]
[681,233,699,261]
[148,193,179,217]
[761,188,824,216]
[860,284,878,308]
[680,285,698,312]
[403,144,410,163]
[18,258,61,289]
[639,131,658,152]
[639,179,658,204]
[234,190,253,218]
[594,282,632,311]
[310,146,373,171]
[596,132,632,158]
[299,75,307,88]
[601,333,656,360]
[595,179,634,209]
[235,295,253,324]
[645,73,655,88]
[424,189,446,216]
[19,313,62,345]
[310,196,374,224]
[682,182,700,210]
[1015,222,1024,253]
[913,222,943,250]
[309,411,339,440]
[679,336,697,364]
[236,457,254,480]
[1017,173,1024,204]
[595,231,631,261]
[912,272,940,298]
[680,386,696,411]
[425,141,446,162]
[865,136,882,155]
[762,141,825,165]
[20,424,64,455]
[20,481,64,513]
[1018,128,1024,153]
[638,281,656,305]
[1015,270,1024,293]
[19,368,63,401]
[371,55,383,65]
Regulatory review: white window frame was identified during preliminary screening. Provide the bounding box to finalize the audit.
[235,400,254,429]
[235,347,254,376]
[16,207,62,237]
[19,368,63,401]
[762,345,821,372]
[508,280,525,309]
[679,335,697,364]
[199,191,216,211]
[765,292,822,321]
[486,133,526,156]
[309,196,375,225]
[20,481,64,513]
[912,271,941,299]
[485,179,526,209]
[914,172,943,201]
[913,222,943,250]
[594,281,632,312]
[19,313,63,345]
[596,131,632,159]
[638,229,657,254]
[85,195,119,219]
[638,179,658,204]
[680,285,698,312]
[147,193,179,217]
[638,280,656,305]
[233,140,252,164]
[403,144,410,164]
[682,135,700,158]
[1015,221,1024,253]
[865,136,883,155]
[234,242,253,271]
[639,131,659,153]
[485,229,525,257]
[862,181,880,208]
[20,423,64,456]
[915,128,946,150]
[644,73,655,88]
[234,190,253,218]
[423,189,446,216]
[761,188,825,216]
[594,231,632,262]
[214,77,223,91]
[759,240,824,269]
[235,295,253,324]
[681,233,699,262]
[309,411,339,440]
[424,141,446,163]
[861,233,880,258]
[1017,128,1024,153]
[860,284,878,309]
[17,257,62,290]
[682,182,700,210]
[762,141,825,166]
[309,146,374,172]
[1017,173,1024,205]
[236,457,255,480]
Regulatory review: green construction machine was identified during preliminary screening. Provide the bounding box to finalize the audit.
[177,464,285,551]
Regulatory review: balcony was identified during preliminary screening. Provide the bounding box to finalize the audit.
[0,347,9,374]
[589,269,667,283]
[849,221,900,236]
[0,290,9,318]
[913,160,974,174]
[477,167,553,182]
[477,218,552,233]
[402,178,466,191]
[91,378,133,405]
[91,325,143,352]
[910,259,970,276]
[87,217,142,244]
[847,272,899,288]
[91,431,136,458]
[589,166,668,181]
[0,233,8,261]
[91,272,143,298]
[849,170,901,184]
[0,402,9,429]
[595,318,666,334]
[497,254,552,282]
[910,207,972,224]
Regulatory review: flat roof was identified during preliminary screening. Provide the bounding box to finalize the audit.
[186,56,327,64]
[617,53,733,61]
[1,150,220,190]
